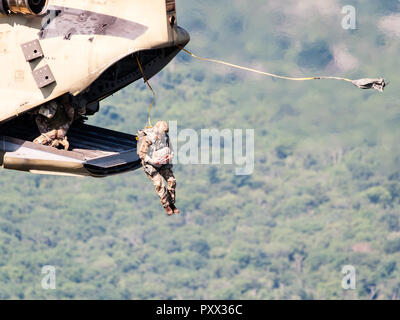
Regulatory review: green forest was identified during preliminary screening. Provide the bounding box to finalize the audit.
[1,0,400,299]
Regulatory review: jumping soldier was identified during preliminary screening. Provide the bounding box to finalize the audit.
[137,121,180,216]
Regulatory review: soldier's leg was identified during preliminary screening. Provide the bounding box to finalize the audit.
[33,134,50,145]
[145,171,170,209]
[33,130,57,146]
[159,168,176,204]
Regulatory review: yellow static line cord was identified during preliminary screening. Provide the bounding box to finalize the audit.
[178,46,353,83]
[136,47,357,130]
[136,54,155,128]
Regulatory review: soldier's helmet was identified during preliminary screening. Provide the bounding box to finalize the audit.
[38,101,58,119]
[154,121,169,133]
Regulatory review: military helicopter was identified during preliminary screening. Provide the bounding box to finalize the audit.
[0,0,189,177]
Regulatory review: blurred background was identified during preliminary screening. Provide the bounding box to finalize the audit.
[1,0,400,299]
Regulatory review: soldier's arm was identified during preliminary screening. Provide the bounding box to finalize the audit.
[138,137,152,163]
[64,103,75,124]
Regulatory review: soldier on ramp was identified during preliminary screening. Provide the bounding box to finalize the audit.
[33,97,76,150]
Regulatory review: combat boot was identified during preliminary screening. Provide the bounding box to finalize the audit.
[164,206,173,216]
[170,204,180,215]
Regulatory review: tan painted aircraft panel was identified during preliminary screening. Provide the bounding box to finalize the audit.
[0,0,177,123]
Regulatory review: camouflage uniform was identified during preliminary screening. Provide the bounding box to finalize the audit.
[138,121,179,215]
[33,101,75,150]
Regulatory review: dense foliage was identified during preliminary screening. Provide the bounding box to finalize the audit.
[0,0,399,299]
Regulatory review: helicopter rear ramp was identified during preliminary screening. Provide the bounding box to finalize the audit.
[0,123,141,177]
